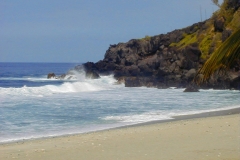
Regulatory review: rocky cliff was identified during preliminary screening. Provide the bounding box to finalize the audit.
[80,0,240,89]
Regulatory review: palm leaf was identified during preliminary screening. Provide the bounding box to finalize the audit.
[194,28,240,84]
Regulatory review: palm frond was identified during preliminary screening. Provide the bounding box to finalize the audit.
[194,28,240,84]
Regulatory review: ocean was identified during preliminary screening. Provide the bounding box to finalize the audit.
[0,62,239,143]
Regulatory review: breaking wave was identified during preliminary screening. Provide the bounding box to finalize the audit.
[0,74,120,97]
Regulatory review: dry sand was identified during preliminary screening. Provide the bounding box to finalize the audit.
[0,111,239,160]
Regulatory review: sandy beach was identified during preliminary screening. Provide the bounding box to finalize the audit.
[0,109,239,160]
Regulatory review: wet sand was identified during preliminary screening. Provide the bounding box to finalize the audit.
[0,108,239,160]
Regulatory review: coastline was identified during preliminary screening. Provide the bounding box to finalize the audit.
[118,107,240,128]
[0,108,239,160]
[1,106,239,145]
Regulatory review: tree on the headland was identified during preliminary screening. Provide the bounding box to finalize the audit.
[194,28,240,84]
[212,0,221,7]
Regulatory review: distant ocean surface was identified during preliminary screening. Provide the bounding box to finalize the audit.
[0,62,239,143]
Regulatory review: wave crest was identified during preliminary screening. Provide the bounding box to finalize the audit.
[0,75,119,97]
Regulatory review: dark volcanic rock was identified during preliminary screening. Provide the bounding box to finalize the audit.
[226,0,240,11]
[183,86,199,92]
[74,63,100,79]
[47,73,67,79]
[222,29,232,42]
[183,43,201,62]
[47,73,56,79]
[80,10,239,89]
[214,16,225,32]
[59,74,66,79]
[230,76,240,90]
[125,77,141,87]
[85,70,100,79]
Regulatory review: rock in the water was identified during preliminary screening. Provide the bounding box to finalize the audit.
[47,73,67,79]
[125,77,141,87]
[85,70,100,79]
[47,73,56,79]
[58,74,66,79]
[183,86,199,92]
[230,76,240,90]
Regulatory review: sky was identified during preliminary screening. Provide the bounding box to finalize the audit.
[0,0,222,63]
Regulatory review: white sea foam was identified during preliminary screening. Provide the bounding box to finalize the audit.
[0,75,119,96]
[101,105,240,124]
[102,111,173,123]
[0,68,239,144]
[0,77,47,81]
[45,81,103,93]
[170,105,240,116]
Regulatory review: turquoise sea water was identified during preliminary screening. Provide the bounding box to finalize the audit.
[0,62,239,143]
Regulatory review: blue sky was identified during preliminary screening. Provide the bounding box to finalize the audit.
[0,0,222,63]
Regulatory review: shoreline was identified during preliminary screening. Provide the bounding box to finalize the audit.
[0,107,239,145]
[119,107,240,128]
[0,107,239,160]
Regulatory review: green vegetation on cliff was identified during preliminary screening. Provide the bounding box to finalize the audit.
[195,28,240,83]
[169,0,240,59]
[201,0,239,58]
[170,33,197,49]
[136,0,239,73]
[193,0,240,83]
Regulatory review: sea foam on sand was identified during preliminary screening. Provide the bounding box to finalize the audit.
[0,110,239,160]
